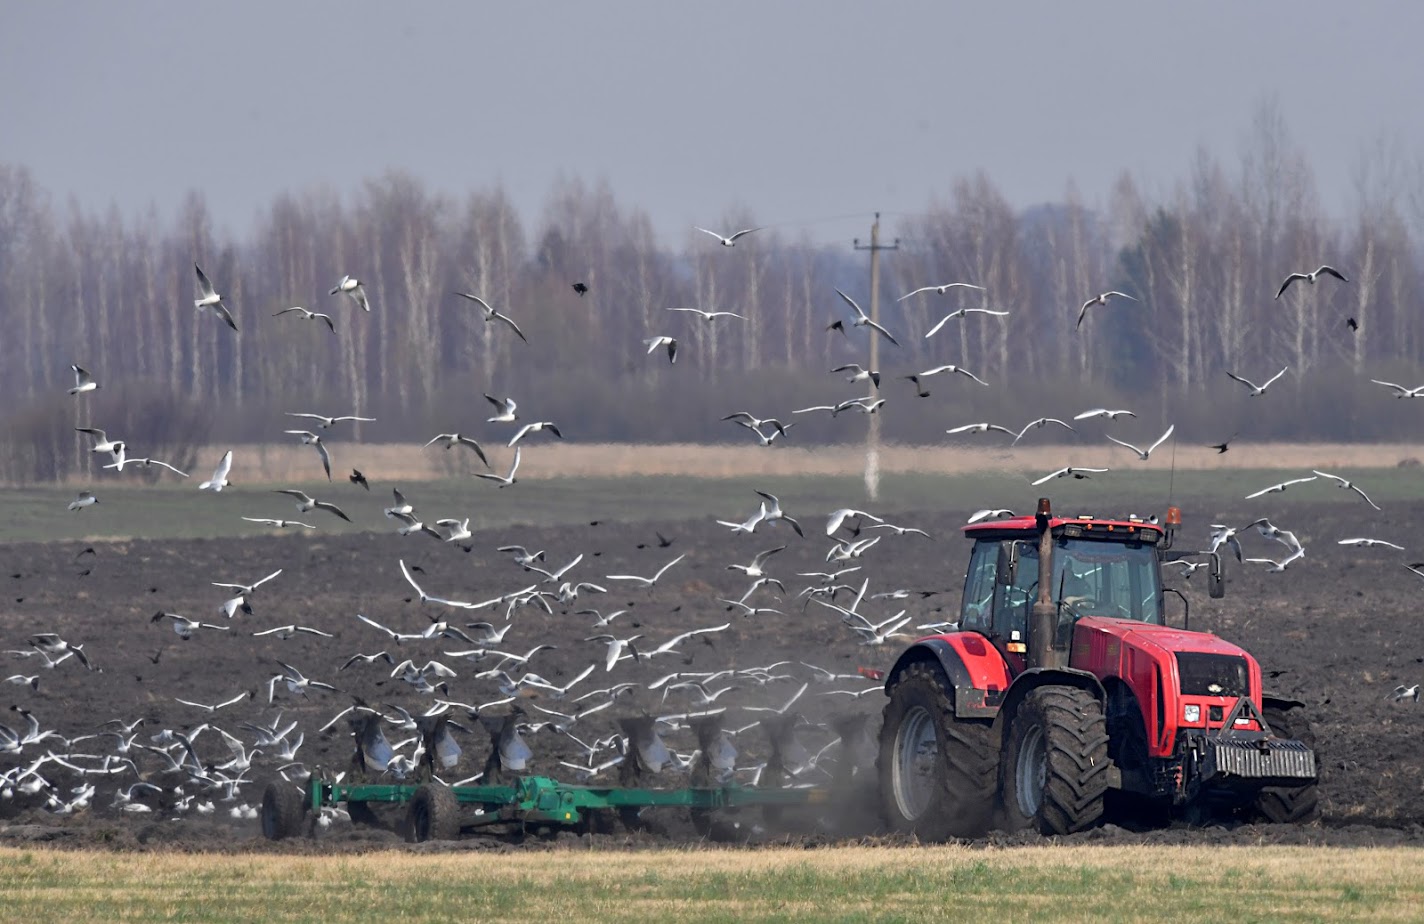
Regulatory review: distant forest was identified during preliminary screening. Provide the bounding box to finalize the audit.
[4,104,1424,482]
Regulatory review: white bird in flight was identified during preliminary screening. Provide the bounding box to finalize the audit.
[1369,379,1424,399]
[509,421,562,448]
[1077,290,1136,329]
[198,450,233,492]
[1244,476,1317,499]
[923,307,1009,338]
[330,275,370,312]
[1338,537,1404,550]
[193,263,239,331]
[475,447,522,487]
[1226,367,1288,397]
[667,307,746,322]
[1031,466,1108,486]
[1275,265,1347,299]
[967,508,1014,524]
[283,430,333,482]
[1105,424,1175,461]
[644,336,678,364]
[1312,470,1381,510]
[606,553,687,588]
[273,489,351,522]
[272,306,335,332]
[68,364,98,395]
[67,491,99,512]
[484,394,518,423]
[834,288,900,346]
[947,422,1015,437]
[424,433,488,467]
[241,517,315,530]
[912,364,988,387]
[695,226,761,247]
[285,412,374,430]
[1012,417,1077,445]
[455,292,528,343]
[897,282,986,302]
[1246,547,1306,572]
[1074,408,1136,421]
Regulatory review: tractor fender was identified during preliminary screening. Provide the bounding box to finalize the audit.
[995,667,1107,731]
[1261,694,1306,712]
[884,635,1012,719]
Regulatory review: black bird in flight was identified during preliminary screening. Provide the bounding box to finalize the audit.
[571,282,589,297]
[1208,433,1238,454]
[1347,317,1359,332]
[350,469,370,491]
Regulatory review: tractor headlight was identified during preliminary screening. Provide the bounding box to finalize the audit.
[1182,704,1201,724]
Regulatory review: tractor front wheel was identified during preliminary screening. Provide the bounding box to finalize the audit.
[997,686,1109,835]
[878,661,997,840]
[1252,707,1319,824]
[408,783,461,842]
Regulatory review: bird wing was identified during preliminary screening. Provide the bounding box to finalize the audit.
[316,442,332,481]
[506,447,522,481]
[212,301,239,331]
[955,367,988,385]
[835,288,868,319]
[923,314,955,339]
[1146,424,1176,455]
[1275,273,1306,299]
[315,500,351,522]
[1104,434,1145,455]
[1261,367,1289,389]
[509,423,533,447]
[897,286,936,302]
[694,227,726,243]
[1351,483,1381,510]
[212,451,233,482]
[194,263,217,299]
[1224,371,1259,391]
[494,311,528,343]
[727,227,761,242]
[454,292,492,312]
[1031,468,1070,486]
[864,318,901,346]
[1370,379,1409,394]
[966,308,1009,316]
[1106,291,1137,301]
[1317,265,1348,282]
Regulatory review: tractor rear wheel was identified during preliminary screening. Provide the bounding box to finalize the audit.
[1252,707,1319,824]
[408,783,460,842]
[878,661,997,840]
[998,686,1109,835]
[260,782,306,840]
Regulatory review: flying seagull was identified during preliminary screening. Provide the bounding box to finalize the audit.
[1105,424,1175,461]
[695,226,761,247]
[273,489,351,522]
[923,307,1009,338]
[424,433,488,467]
[475,447,521,488]
[1244,476,1317,500]
[1312,470,1381,510]
[1074,408,1136,421]
[667,307,746,322]
[912,364,988,386]
[831,364,880,388]
[67,491,99,512]
[606,553,687,588]
[897,282,986,302]
[1012,417,1077,446]
[454,292,528,343]
[68,365,98,395]
[241,517,315,530]
[834,288,900,346]
[644,336,678,364]
[1077,290,1136,329]
[198,450,233,492]
[284,430,333,481]
[1275,265,1347,299]
[484,394,518,423]
[285,412,374,430]
[273,307,335,332]
[330,275,370,312]
[1369,379,1424,399]
[1338,537,1404,550]
[508,421,562,448]
[75,427,123,456]
[967,508,1014,524]
[1225,367,1288,397]
[193,263,239,331]
[947,422,1015,437]
[1031,466,1108,486]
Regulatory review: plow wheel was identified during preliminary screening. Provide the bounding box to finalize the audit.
[1252,707,1319,824]
[408,783,461,843]
[998,686,1109,836]
[260,782,307,841]
[878,662,997,840]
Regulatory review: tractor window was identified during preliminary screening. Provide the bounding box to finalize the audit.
[960,540,998,631]
[992,541,1038,641]
[1055,538,1162,625]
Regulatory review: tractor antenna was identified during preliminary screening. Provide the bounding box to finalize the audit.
[1166,428,1178,510]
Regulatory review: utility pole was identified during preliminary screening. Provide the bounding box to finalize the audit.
[853,212,899,501]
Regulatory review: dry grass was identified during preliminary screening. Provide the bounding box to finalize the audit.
[76,440,1424,486]
[1,844,1420,922]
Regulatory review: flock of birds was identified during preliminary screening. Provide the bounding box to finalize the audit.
[2,235,1416,839]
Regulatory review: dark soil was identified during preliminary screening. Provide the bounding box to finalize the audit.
[1,497,1421,852]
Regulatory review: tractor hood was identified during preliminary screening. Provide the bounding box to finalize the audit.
[1075,616,1250,661]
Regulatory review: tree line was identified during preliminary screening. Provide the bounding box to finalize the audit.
[3,106,1424,483]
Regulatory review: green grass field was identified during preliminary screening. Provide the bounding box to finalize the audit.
[3,466,1417,543]
[0,844,1419,923]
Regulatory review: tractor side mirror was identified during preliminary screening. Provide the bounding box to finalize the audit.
[996,541,1018,586]
[1208,552,1226,599]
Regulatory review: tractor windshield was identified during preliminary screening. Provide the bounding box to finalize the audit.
[992,536,1162,640]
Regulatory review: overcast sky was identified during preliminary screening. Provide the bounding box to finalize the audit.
[3,2,1420,246]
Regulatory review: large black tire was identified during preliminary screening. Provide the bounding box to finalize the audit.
[1252,706,1319,824]
[878,661,997,840]
[261,782,306,840]
[408,783,461,842]
[998,686,1110,835]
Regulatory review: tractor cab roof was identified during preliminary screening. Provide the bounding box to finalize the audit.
[964,513,1165,544]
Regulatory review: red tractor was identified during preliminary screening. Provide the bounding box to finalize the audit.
[877,498,1318,837]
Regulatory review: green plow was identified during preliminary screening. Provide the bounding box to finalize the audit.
[261,775,835,842]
